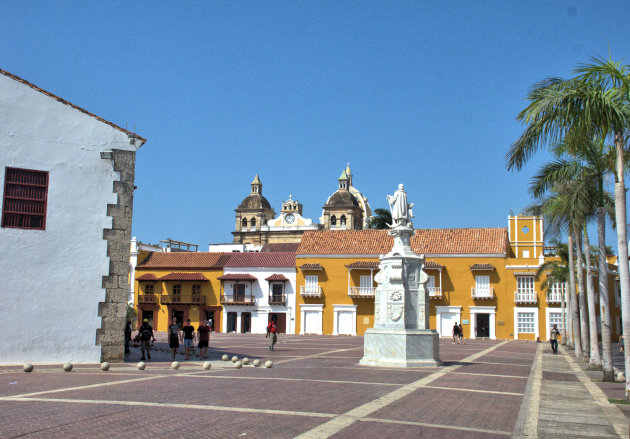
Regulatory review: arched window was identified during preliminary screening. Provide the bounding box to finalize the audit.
[340,215,347,227]
[241,218,247,230]
[330,215,337,227]
[251,218,256,230]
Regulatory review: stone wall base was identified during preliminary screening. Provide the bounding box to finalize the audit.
[360,328,441,367]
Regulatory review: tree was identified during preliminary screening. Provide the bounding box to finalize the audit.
[506,56,630,392]
[536,242,570,344]
[368,208,392,229]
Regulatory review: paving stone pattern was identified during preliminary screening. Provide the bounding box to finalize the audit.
[0,335,627,438]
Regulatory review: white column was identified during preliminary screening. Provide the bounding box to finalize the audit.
[236,312,242,333]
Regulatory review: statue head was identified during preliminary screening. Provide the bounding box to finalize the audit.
[398,184,404,190]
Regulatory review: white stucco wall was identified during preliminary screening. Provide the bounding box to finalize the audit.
[221,267,297,334]
[0,73,139,364]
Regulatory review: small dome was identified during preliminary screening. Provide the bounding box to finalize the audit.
[325,190,360,208]
[239,193,272,209]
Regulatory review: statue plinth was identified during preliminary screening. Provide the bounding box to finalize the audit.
[360,223,441,368]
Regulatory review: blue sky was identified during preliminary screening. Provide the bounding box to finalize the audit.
[2,1,629,248]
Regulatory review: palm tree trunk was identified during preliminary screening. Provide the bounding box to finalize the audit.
[583,229,601,367]
[613,131,630,397]
[560,282,567,346]
[576,229,589,357]
[598,207,614,381]
[568,231,582,356]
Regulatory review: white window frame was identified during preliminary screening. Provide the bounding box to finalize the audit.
[514,307,539,340]
[300,304,323,335]
[545,307,567,340]
[474,275,491,298]
[332,304,357,336]
[305,275,319,294]
[469,306,496,339]
[435,306,462,338]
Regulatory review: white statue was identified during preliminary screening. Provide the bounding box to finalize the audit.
[387,184,414,227]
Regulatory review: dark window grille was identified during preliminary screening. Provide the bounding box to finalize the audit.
[2,168,49,230]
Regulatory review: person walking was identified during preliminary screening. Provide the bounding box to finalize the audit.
[266,318,278,351]
[138,319,155,361]
[168,317,181,360]
[458,323,465,344]
[452,322,459,344]
[197,320,211,360]
[124,320,132,354]
[550,324,560,354]
[182,319,195,360]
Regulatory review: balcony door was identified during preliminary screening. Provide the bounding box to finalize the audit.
[272,283,283,303]
[475,275,490,296]
[360,275,372,294]
[234,283,245,302]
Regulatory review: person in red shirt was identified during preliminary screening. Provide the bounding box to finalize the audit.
[266,318,278,351]
[197,320,211,360]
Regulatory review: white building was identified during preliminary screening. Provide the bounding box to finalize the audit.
[218,252,296,334]
[0,69,145,364]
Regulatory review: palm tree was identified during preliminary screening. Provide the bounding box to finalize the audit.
[368,208,392,230]
[536,243,570,344]
[526,131,618,374]
[506,56,630,391]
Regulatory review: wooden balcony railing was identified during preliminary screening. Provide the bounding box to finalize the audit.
[221,294,255,305]
[471,287,494,299]
[268,293,287,305]
[348,286,375,298]
[515,292,538,304]
[300,285,322,297]
[160,294,206,305]
[428,287,442,299]
[138,294,158,304]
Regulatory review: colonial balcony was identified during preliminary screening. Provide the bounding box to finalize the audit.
[471,287,494,299]
[221,294,255,305]
[300,285,322,297]
[428,287,442,299]
[160,294,206,305]
[138,294,158,305]
[546,291,564,304]
[268,293,287,305]
[348,286,375,298]
[515,292,538,304]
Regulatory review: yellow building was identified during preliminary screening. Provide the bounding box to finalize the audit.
[295,216,621,341]
[134,252,229,332]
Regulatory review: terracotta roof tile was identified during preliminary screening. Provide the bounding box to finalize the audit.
[265,274,289,281]
[260,243,300,252]
[470,263,495,271]
[136,252,229,270]
[345,261,379,269]
[136,273,158,281]
[159,272,209,281]
[224,252,296,268]
[217,273,258,281]
[299,263,324,271]
[424,260,445,270]
[297,228,508,255]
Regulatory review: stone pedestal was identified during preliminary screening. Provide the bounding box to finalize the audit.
[360,225,441,368]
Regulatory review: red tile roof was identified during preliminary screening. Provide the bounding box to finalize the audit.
[261,243,300,252]
[424,261,445,270]
[136,252,230,270]
[0,69,146,144]
[136,273,158,281]
[265,274,290,281]
[299,263,324,271]
[470,263,495,271]
[217,273,258,281]
[297,228,508,255]
[224,252,296,268]
[345,261,380,269]
[159,272,209,281]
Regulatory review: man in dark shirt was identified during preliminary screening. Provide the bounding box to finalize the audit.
[182,319,196,360]
[138,319,155,361]
[168,317,181,360]
[197,320,211,360]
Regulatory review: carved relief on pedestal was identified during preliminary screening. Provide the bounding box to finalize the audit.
[418,306,424,322]
[387,304,403,322]
[389,290,403,301]
[375,303,381,322]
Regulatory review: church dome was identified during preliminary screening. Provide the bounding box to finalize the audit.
[325,190,360,208]
[238,193,272,209]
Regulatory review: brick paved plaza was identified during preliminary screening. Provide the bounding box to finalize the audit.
[0,335,628,438]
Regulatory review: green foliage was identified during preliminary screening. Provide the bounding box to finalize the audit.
[369,208,392,229]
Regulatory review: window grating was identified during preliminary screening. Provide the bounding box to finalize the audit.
[2,168,49,230]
